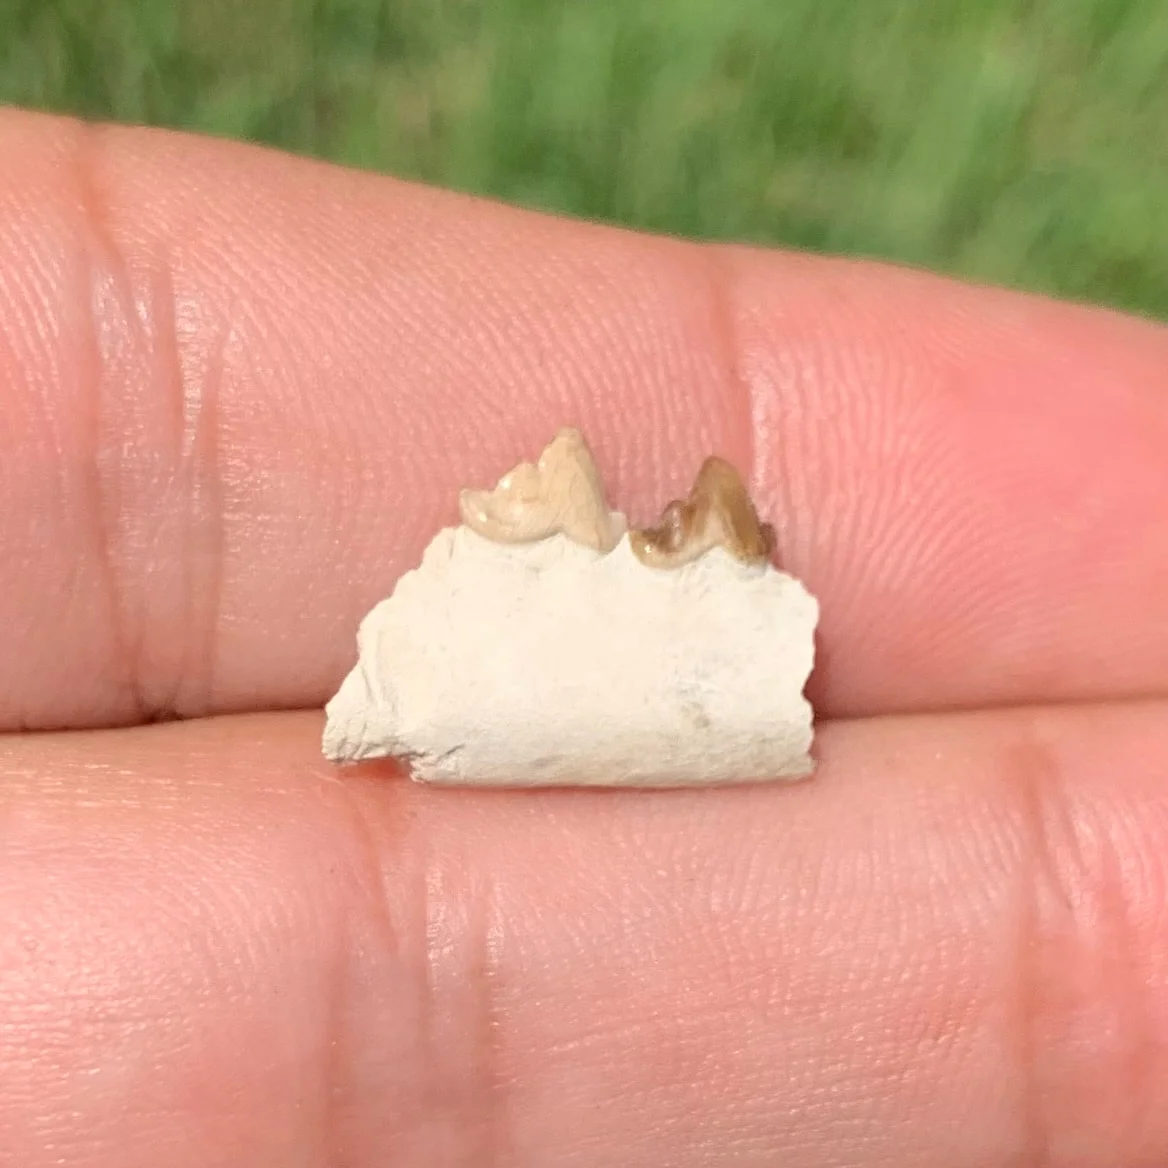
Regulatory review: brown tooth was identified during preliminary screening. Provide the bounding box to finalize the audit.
[631,456,775,568]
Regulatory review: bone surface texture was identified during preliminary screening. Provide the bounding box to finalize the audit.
[323,430,819,787]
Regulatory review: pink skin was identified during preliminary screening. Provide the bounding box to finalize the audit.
[0,108,1166,1166]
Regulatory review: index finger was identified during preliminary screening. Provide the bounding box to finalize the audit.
[1,108,1166,730]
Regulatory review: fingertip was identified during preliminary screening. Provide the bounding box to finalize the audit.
[1,109,1166,729]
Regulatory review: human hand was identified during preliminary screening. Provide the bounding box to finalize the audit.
[1,108,1166,1168]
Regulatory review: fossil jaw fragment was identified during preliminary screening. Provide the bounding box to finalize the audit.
[323,429,819,787]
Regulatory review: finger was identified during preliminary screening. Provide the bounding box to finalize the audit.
[1,109,1166,730]
[2,706,1167,1167]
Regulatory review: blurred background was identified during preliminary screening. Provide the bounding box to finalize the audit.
[2,0,1165,319]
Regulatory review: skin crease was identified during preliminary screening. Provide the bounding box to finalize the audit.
[0,108,1165,1167]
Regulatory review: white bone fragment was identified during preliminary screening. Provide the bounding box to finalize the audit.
[323,430,819,787]
[323,540,818,787]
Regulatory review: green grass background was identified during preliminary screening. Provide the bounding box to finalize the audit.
[2,0,1166,318]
